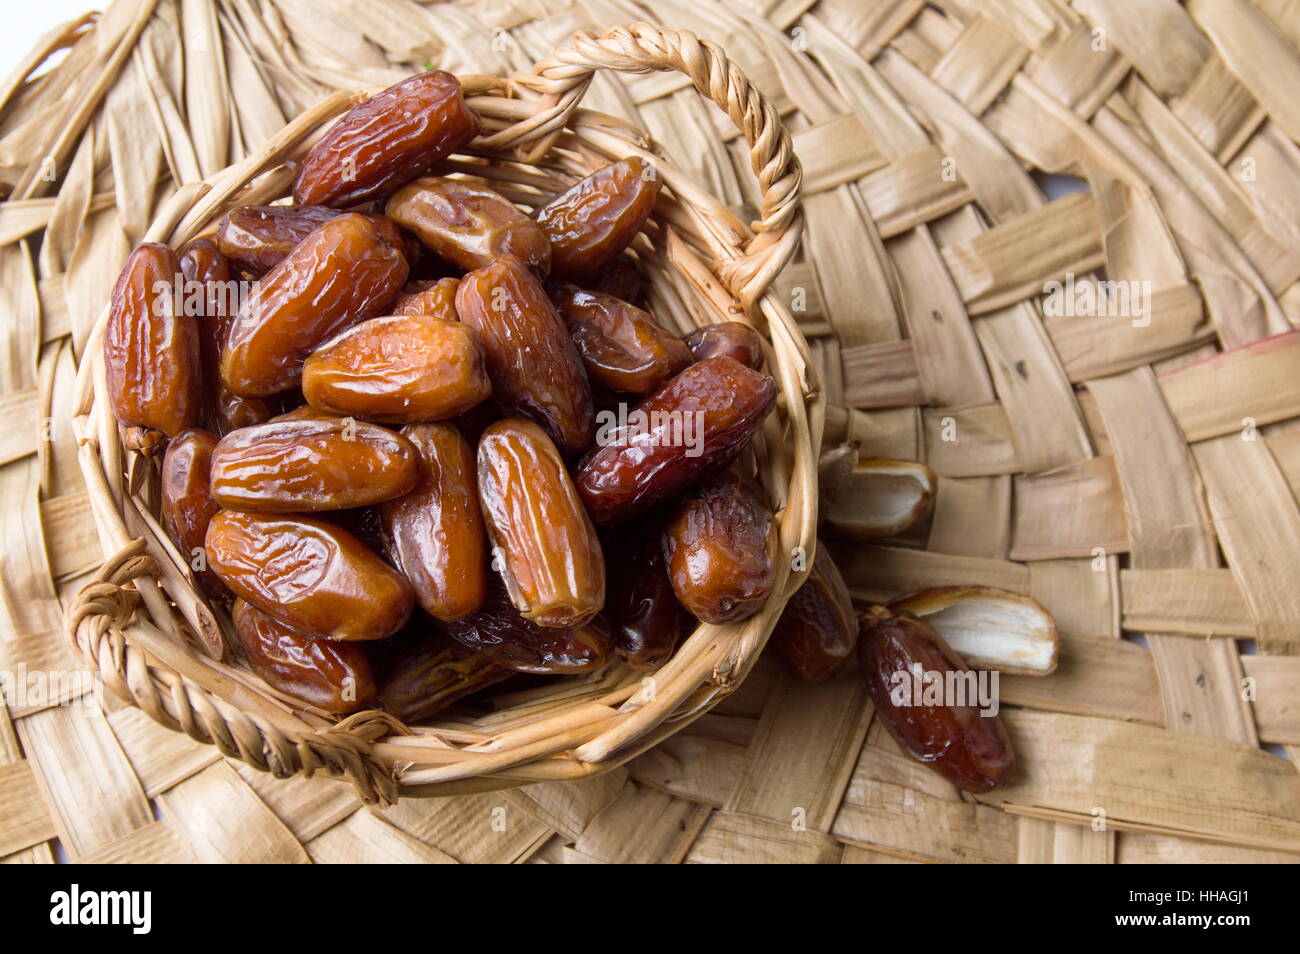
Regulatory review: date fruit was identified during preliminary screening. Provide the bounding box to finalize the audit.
[456,256,593,454]
[604,520,687,669]
[576,356,776,523]
[104,242,202,453]
[551,284,692,394]
[379,423,488,622]
[477,418,604,627]
[684,321,765,369]
[221,213,408,396]
[232,600,376,713]
[387,177,550,275]
[663,472,776,624]
[443,576,610,674]
[215,205,339,273]
[206,510,413,641]
[535,157,660,278]
[302,315,490,423]
[374,629,511,722]
[209,417,417,511]
[160,428,226,597]
[769,540,856,683]
[858,604,1015,792]
[392,278,459,319]
[294,71,481,208]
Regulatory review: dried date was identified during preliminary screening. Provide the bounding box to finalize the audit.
[379,423,488,622]
[575,356,776,523]
[206,510,413,641]
[551,284,691,394]
[663,472,776,624]
[769,540,856,683]
[232,599,376,713]
[392,278,460,319]
[604,519,687,669]
[455,256,593,454]
[209,417,417,511]
[104,243,202,453]
[535,157,660,279]
[302,314,490,423]
[684,321,765,369]
[294,71,480,208]
[373,628,511,723]
[221,213,408,396]
[387,176,550,275]
[858,604,1015,792]
[477,417,605,627]
[160,428,226,598]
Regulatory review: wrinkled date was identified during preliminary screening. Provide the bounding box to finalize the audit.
[374,628,511,722]
[769,540,856,683]
[206,510,413,641]
[302,315,490,423]
[104,243,202,453]
[379,423,488,622]
[392,278,460,319]
[477,418,605,627]
[858,604,1015,792]
[180,238,277,435]
[536,157,660,279]
[575,356,777,523]
[604,519,687,669]
[215,205,340,273]
[294,71,481,208]
[663,472,776,624]
[443,576,610,674]
[684,321,765,369]
[160,428,226,597]
[209,417,417,512]
[387,176,550,275]
[456,256,593,455]
[232,599,376,713]
[221,213,408,397]
[551,284,692,394]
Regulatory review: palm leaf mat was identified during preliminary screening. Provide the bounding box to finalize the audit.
[2,0,1300,864]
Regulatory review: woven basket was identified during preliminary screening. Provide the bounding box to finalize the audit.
[64,24,818,806]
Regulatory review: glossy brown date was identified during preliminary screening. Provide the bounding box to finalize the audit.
[392,278,459,319]
[180,238,277,435]
[104,242,202,453]
[575,356,777,524]
[858,604,1015,792]
[386,176,550,275]
[294,71,481,208]
[663,472,776,624]
[160,428,226,598]
[215,205,340,273]
[443,575,610,674]
[209,417,417,512]
[373,628,511,723]
[301,314,490,423]
[206,510,413,641]
[551,284,692,395]
[604,520,687,669]
[769,540,856,683]
[232,600,376,713]
[221,213,408,397]
[684,322,765,369]
[535,157,660,279]
[477,418,604,627]
[455,256,593,455]
[379,423,488,622]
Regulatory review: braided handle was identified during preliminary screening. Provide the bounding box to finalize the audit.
[504,23,803,304]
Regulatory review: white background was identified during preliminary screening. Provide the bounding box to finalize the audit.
[2,3,99,79]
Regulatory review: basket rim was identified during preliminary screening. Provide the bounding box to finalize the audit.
[63,23,823,805]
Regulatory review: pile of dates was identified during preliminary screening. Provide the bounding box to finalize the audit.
[106,69,1016,793]
[105,70,783,722]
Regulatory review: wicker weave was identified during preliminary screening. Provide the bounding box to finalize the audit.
[3,0,1300,863]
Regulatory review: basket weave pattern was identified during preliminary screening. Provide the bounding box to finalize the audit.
[2,0,1300,862]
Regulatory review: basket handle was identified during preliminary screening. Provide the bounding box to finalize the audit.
[505,23,803,305]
